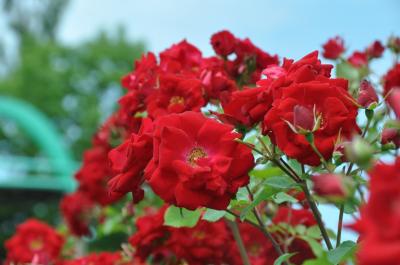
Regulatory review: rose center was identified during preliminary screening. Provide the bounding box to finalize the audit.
[169,96,185,105]
[29,238,44,251]
[187,147,207,166]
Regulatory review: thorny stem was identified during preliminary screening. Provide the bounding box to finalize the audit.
[226,220,252,265]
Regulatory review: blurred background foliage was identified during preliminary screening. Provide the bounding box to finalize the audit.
[0,0,145,258]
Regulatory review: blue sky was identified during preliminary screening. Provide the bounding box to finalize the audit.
[57,0,400,244]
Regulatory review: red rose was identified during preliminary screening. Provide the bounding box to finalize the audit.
[108,118,154,203]
[322,36,345,59]
[169,220,233,265]
[129,206,174,263]
[60,191,94,237]
[159,40,202,74]
[5,219,64,265]
[366,40,385,58]
[146,74,205,118]
[348,51,368,68]
[357,80,378,108]
[145,111,254,210]
[263,77,360,166]
[354,158,400,265]
[211,30,237,57]
[384,63,400,96]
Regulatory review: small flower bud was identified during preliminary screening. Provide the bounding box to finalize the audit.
[366,40,385,58]
[388,36,400,54]
[345,137,374,168]
[381,128,400,148]
[312,173,349,200]
[357,80,378,108]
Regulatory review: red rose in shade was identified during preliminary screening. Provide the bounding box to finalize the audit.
[169,220,233,265]
[129,206,174,263]
[387,88,400,119]
[348,51,368,68]
[108,118,153,203]
[354,158,400,265]
[322,36,345,59]
[145,111,254,210]
[159,40,202,74]
[211,30,237,57]
[62,252,129,265]
[5,219,64,265]
[263,76,360,166]
[146,74,205,118]
[366,40,385,58]
[60,191,94,237]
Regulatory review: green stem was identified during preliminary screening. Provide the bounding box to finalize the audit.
[336,204,344,247]
[226,219,252,265]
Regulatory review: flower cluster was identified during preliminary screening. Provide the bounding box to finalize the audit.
[5,32,400,265]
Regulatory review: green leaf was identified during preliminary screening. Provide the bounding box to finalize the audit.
[302,255,332,265]
[273,253,297,265]
[251,167,283,179]
[240,186,279,220]
[299,235,325,257]
[327,241,357,264]
[272,192,298,204]
[202,209,226,222]
[305,225,322,239]
[164,206,201,228]
[264,175,297,189]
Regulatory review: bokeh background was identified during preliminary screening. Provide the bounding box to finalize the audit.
[0,0,399,258]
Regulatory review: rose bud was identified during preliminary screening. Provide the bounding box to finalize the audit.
[210,30,236,57]
[357,80,378,108]
[312,173,349,200]
[348,51,368,68]
[388,87,400,119]
[388,36,400,54]
[381,128,400,148]
[333,141,350,163]
[293,105,314,132]
[366,40,385,58]
[345,136,374,168]
[322,36,345,60]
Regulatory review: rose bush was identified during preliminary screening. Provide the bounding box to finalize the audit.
[4,31,400,265]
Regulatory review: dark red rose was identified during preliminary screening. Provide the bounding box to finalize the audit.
[357,80,378,108]
[211,30,237,57]
[108,118,154,203]
[348,51,368,68]
[366,40,385,58]
[5,219,64,265]
[146,74,205,118]
[388,88,400,119]
[263,77,360,166]
[381,128,400,148]
[145,111,254,210]
[353,158,400,265]
[159,40,202,74]
[60,191,94,237]
[322,36,345,59]
[129,206,174,263]
[169,220,233,265]
[312,173,349,199]
[388,36,400,54]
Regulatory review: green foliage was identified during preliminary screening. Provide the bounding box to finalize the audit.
[327,241,357,264]
[273,253,297,265]
[164,206,202,228]
[202,208,226,222]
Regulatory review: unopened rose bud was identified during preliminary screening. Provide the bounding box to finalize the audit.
[293,105,314,131]
[333,141,350,163]
[345,137,374,168]
[388,36,400,54]
[348,51,368,68]
[366,40,385,58]
[388,87,400,119]
[357,80,378,108]
[312,173,349,200]
[322,36,345,60]
[381,128,400,148]
[211,30,236,57]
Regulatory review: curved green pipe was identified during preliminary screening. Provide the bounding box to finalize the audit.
[0,96,76,192]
